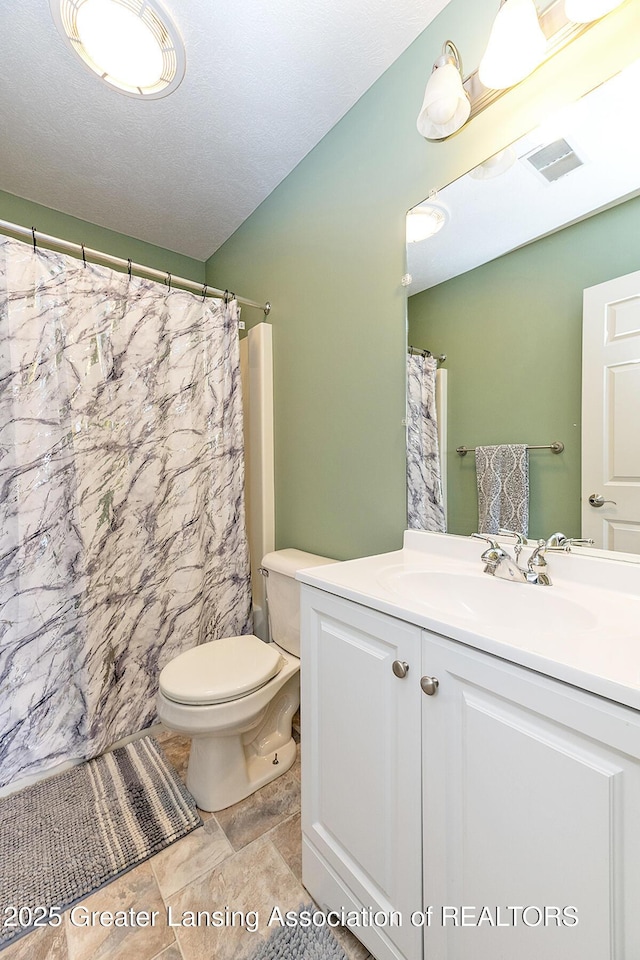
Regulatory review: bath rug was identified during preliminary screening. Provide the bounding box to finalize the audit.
[0,737,201,950]
[248,905,350,960]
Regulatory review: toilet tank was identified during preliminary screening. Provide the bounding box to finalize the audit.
[261,549,335,656]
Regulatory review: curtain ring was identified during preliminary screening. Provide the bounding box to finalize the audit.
[202,284,208,301]
[166,272,172,290]
[223,289,229,305]
[127,258,132,279]
[81,244,87,268]
[31,226,37,252]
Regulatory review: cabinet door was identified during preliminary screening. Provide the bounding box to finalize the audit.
[422,631,640,960]
[301,586,423,960]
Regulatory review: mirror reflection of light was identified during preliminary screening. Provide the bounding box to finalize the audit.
[76,0,164,89]
[406,205,449,243]
[531,101,581,147]
[470,147,517,180]
[533,63,640,150]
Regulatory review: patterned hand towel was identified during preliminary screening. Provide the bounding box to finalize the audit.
[475,444,529,536]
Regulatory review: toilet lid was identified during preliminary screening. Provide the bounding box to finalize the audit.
[159,635,284,705]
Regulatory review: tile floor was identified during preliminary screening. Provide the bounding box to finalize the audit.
[4,731,374,960]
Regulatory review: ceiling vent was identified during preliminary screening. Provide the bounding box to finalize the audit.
[521,138,585,184]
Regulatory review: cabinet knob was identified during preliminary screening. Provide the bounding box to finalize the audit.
[392,660,409,679]
[421,676,439,696]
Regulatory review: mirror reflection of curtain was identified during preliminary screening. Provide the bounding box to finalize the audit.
[0,235,252,788]
[406,353,446,532]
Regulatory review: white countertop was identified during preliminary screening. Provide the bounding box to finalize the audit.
[297,530,640,712]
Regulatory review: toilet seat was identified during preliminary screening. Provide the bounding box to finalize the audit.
[159,635,284,706]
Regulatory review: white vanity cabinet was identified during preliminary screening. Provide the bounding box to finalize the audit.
[421,630,640,960]
[301,580,640,960]
[300,586,424,960]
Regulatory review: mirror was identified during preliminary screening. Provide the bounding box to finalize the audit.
[405,60,640,552]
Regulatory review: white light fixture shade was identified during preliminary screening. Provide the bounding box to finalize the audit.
[50,0,185,99]
[406,204,449,243]
[564,0,625,22]
[417,53,471,140]
[479,0,547,91]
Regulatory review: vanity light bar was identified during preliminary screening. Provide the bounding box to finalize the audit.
[463,0,600,122]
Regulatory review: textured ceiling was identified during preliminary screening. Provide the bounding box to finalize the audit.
[0,0,451,261]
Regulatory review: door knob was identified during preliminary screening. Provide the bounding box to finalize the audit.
[588,493,617,508]
[392,660,409,678]
[420,676,439,696]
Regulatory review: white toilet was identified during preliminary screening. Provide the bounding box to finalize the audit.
[156,548,334,811]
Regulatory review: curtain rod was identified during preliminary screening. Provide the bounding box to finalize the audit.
[0,219,271,315]
[408,345,446,363]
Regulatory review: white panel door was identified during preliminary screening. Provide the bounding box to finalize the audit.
[582,269,640,551]
[422,632,640,960]
[301,586,423,960]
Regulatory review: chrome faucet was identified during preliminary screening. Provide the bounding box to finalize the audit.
[472,529,596,587]
[471,533,527,583]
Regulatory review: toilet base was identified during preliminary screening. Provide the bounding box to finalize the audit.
[184,674,299,811]
[187,735,297,812]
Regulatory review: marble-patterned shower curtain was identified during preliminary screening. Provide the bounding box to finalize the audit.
[406,353,446,532]
[0,235,252,788]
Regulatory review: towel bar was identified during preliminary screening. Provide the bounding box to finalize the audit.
[456,441,564,457]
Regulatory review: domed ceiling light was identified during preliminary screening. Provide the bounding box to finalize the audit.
[416,41,470,140]
[479,0,547,91]
[564,0,625,22]
[50,0,185,99]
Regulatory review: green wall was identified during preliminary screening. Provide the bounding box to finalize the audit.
[3,0,638,564]
[0,190,205,283]
[206,0,640,561]
[408,194,640,540]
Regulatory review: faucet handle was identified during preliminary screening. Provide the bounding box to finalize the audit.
[547,536,595,552]
[471,533,509,569]
[528,540,548,570]
[544,531,568,548]
[472,533,508,557]
[498,528,528,545]
[498,528,528,560]
[471,533,500,549]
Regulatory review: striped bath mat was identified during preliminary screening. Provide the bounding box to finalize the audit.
[0,737,201,950]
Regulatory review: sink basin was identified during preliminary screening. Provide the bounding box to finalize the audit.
[378,568,595,634]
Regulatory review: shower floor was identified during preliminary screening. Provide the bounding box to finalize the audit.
[4,731,373,960]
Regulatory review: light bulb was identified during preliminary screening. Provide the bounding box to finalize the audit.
[564,0,625,22]
[76,0,164,88]
[479,0,547,91]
